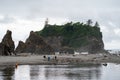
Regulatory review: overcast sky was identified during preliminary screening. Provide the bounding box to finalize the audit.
[0,0,120,49]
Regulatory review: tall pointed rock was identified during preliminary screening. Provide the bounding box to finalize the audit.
[1,30,15,55]
[15,31,54,55]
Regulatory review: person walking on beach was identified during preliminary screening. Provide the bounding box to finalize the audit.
[55,56,57,60]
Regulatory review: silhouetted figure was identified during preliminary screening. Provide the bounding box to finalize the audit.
[43,55,46,58]
[55,56,57,60]
[103,63,107,66]
[15,62,18,69]
[48,56,50,61]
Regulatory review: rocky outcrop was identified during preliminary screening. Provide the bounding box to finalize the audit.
[42,36,104,54]
[37,22,105,54]
[42,36,63,51]
[15,41,26,53]
[15,31,54,55]
[0,30,15,55]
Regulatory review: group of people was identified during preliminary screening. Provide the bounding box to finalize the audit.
[43,55,57,61]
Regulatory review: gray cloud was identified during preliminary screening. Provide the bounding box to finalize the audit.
[0,0,120,49]
[0,15,15,23]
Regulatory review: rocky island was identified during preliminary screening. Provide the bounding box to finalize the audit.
[36,21,105,54]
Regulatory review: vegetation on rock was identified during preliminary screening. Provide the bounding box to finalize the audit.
[36,21,103,52]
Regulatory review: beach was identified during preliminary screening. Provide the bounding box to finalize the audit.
[0,53,120,66]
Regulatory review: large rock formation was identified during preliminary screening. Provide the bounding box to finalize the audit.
[15,31,54,55]
[0,30,15,55]
[36,22,105,54]
[42,36,104,54]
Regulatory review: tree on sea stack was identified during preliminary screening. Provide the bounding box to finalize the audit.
[86,19,93,26]
[44,18,49,27]
[94,21,99,28]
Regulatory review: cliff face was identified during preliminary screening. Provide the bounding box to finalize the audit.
[42,36,63,51]
[41,36,104,53]
[15,31,54,54]
[76,36,104,53]
[36,22,105,53]
[0,30,15,55]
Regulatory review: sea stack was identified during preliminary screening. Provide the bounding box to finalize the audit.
[15,31,55,55]
[36,22,105,54]
[0,30,15,55]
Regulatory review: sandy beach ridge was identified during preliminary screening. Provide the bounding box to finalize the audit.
[0,53,120,66]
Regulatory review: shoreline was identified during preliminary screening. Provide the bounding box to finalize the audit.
[0,53,120,66]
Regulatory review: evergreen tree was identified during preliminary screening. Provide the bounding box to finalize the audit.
[44,18,49,27]
[86,19,93,26]
[94,21,99,27]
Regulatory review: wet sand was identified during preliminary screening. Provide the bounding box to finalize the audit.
[0,53,120,66]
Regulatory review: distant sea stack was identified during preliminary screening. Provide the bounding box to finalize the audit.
[15,41,26,53]
[15,31,54,55]
[36,21,105,53]
[0,30,15,55]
